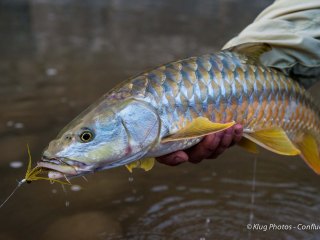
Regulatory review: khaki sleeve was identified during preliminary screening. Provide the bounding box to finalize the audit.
[223,0,320,88]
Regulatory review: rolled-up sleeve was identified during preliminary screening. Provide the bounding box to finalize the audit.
[223,0,320,88]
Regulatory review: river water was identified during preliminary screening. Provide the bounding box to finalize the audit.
[1,0,320,239]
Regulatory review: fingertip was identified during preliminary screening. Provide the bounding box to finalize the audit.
[234,124,243,134]
[221,132,233,148]
[202,134,220,151]
[225,127,234,135]
[186,134,220,163]
[233,133,243,143]
[232,124,243,144]
[156,151,188,166]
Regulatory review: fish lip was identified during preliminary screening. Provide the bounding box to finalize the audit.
[38,156,89,176]
[40,155,88,168]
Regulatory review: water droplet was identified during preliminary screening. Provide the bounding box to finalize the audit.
[206,218,211,224]
[52,189,57,194]
[65,201,70,207]
[128,177,134,182]
[9,161,23,168]
[6,121,14,127]
[150,185,168,192]
[176,186,186,191]
[14,122,24,129]
[46,68,58,76]
[70,185,82,192]
[60,97,68,103]
[289,164,297,170]
[68,101,77,108]
[124,196,136,202]
[200,177,212,182]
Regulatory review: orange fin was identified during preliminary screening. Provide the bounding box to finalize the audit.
[161,117,235,143]
[243,128,300,156]
[295,133,320,174]
[238,137,259,154]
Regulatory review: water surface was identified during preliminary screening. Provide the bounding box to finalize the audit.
[1,0,320,239]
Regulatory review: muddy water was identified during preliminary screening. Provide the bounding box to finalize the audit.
[1,0,320,239]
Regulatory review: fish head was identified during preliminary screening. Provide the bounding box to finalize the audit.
[38,98,160,179]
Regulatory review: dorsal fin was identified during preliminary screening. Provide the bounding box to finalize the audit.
[227,43,272,64]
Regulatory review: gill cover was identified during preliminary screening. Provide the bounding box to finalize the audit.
[119,99,160,169]
[126,117,236,172]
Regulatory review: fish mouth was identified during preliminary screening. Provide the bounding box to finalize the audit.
[37,156,90,179]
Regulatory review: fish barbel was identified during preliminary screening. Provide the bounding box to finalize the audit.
[38,44,320,178]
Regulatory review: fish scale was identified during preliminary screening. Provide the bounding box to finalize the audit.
[107,51,320,147]
[39,48,320,178]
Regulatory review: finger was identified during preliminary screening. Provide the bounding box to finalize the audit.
[220,129,234,148]
[156,151,188,166]
[220,124,243,147]
[210,124,243,158]
[186,133,223,164]
[209,146,227,159]
[231,124,243,145]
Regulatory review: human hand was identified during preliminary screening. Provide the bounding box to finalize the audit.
[156,124,243,166]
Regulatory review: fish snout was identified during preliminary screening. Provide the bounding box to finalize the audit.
[44,139,66,156]
[37,155,89,178]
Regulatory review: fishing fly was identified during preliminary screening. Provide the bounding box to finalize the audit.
[0,145,70,209]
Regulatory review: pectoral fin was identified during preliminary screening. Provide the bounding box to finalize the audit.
[295,133,320,174]
[125,157,155,173]
[243,128,300,156]
[161,117,235,143]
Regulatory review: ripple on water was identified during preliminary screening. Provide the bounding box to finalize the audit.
[112,175,320,240]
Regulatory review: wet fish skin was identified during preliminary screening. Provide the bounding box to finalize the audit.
[39,50,320,177]
[107,51,320,156]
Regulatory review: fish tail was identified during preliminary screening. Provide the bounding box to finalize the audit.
[239,128,320,174]
[294,132,320,174]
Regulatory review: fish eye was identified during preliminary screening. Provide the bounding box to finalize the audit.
[79,130,94,143]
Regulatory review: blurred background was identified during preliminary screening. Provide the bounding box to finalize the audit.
[1,0,320,239]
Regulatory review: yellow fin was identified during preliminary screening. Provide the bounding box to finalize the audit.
[227,43,272,64]
[125,157,155,173]
[161,117,235,143]
[237,137,259,154]
[295,133,320,174]
[243,128,300,156]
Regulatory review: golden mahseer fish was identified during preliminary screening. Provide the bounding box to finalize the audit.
[38,44,320,179]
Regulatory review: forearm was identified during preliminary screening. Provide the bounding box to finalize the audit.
[223,0,320,89]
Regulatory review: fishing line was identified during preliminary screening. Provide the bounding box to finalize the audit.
[0,179,26,209]
[81,176,88,182]
[63,175,71,185]
[248,156,257,240]
[0,145,71,209]
[60,180,71,207]
[61,183,67,194]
